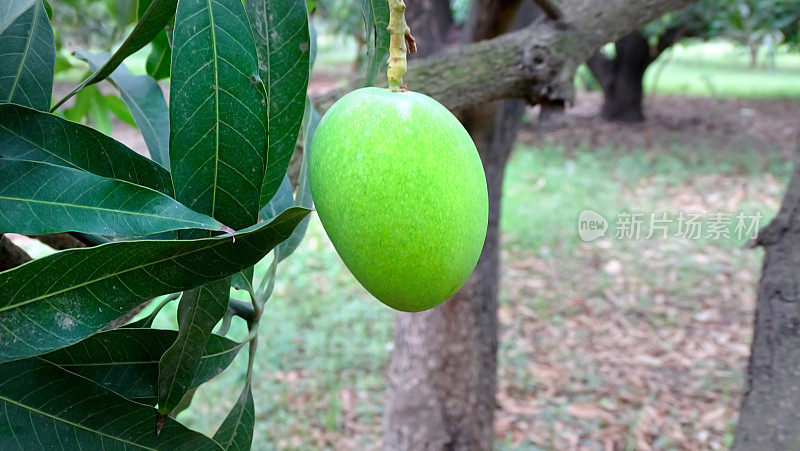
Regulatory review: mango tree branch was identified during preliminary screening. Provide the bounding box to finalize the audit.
[386,0,416,90]
[314,0,696,112]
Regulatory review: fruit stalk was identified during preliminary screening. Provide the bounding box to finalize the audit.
[386,0,416,91]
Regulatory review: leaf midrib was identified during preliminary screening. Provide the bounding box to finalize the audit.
[0,394,157,450]
[0,211,297,313]
[208,0,221,220]
[4,3,39,104]
[0,194,216,227]
[0,239,226,313]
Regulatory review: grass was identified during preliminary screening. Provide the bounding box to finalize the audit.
[50,29,796,449]
[125,135,788,449]
[645,40,800,99]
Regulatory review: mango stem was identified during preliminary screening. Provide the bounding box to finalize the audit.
[386,0,416,91]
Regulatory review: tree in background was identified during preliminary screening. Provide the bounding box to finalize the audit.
[588,0,800,122]
[358,0,699,447]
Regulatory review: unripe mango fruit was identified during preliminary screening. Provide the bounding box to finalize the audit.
[309,87,488,312]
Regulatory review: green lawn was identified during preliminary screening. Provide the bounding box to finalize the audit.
[126,136,788,448]
[57,32,796,449]
[644,41,800,98]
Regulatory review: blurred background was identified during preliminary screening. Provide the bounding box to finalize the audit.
[34,0,800,448]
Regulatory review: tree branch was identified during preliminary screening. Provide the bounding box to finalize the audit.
[531,0,562,20]
[0,235,31,271]
[314,0,696,112]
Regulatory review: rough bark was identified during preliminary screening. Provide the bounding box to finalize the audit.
[382,1,534,448]
[733,147,800,450]
[0,235,31,271]
[314,0,696,113]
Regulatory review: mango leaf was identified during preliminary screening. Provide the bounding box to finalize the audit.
[244,0,311,209]
[102,92,137,126]
[138,0,173,80]
[0,358,221,449]
[170,0,268,230]
[276,99,319,263]
[0,159,226,237]
[51,0,179,110]
[147,30,172,80]
[77,51,171,168]
[261,175,294,221]
[0,206,309,362]
[213,383,255,450]
[360,0,390,86]
[158,278,230,414]
[0,0,37,35]
[0,1,55,111]
[41,328,243,404]
[0,104,174,196]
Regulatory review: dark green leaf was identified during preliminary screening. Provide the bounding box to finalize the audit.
[0,358,221,449]
[0,104,173,196]
[146,30,172,80]
[244,0,311,209]
[77,51,171,168]
[158,278,230,414]
[0,1,55,111]
[0,206,309,362]
[360,0,390,86]
[51,0,179,110]
[41,328,243,404]
[0,159,226,237]
[213,383,254,450]
[170,0,268,230]
[0,0,37,35]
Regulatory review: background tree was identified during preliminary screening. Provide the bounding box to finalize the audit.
[362,0,698,447]
[587,0,800,122]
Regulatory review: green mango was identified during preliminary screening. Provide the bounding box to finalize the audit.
[309,87,488,312]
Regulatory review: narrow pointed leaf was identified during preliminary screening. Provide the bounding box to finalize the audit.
[158,278,230,414]
[213,383,254,450]
[0,1,55,111]
[0,358,221,449]
[41,328,243,403]
[51,0,179,110]
[244,0,311,208]
[0,104,173,196]
[147,30,172,80]
[0,206,309,362]
[0,0,36,35]
[0,159,225,237]
[170,0,267,230]
[360,0,390,86]
[77,51,170,168]
[138,0,173,80]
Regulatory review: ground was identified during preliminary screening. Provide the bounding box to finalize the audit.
[164,91,795,450]
[33,40,800,449]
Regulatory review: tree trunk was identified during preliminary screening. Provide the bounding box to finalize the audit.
[587,31,650,122]
[382,99,526,451]
[733,147,800,450]
[403,0,454,58]
[383,1,534,448]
